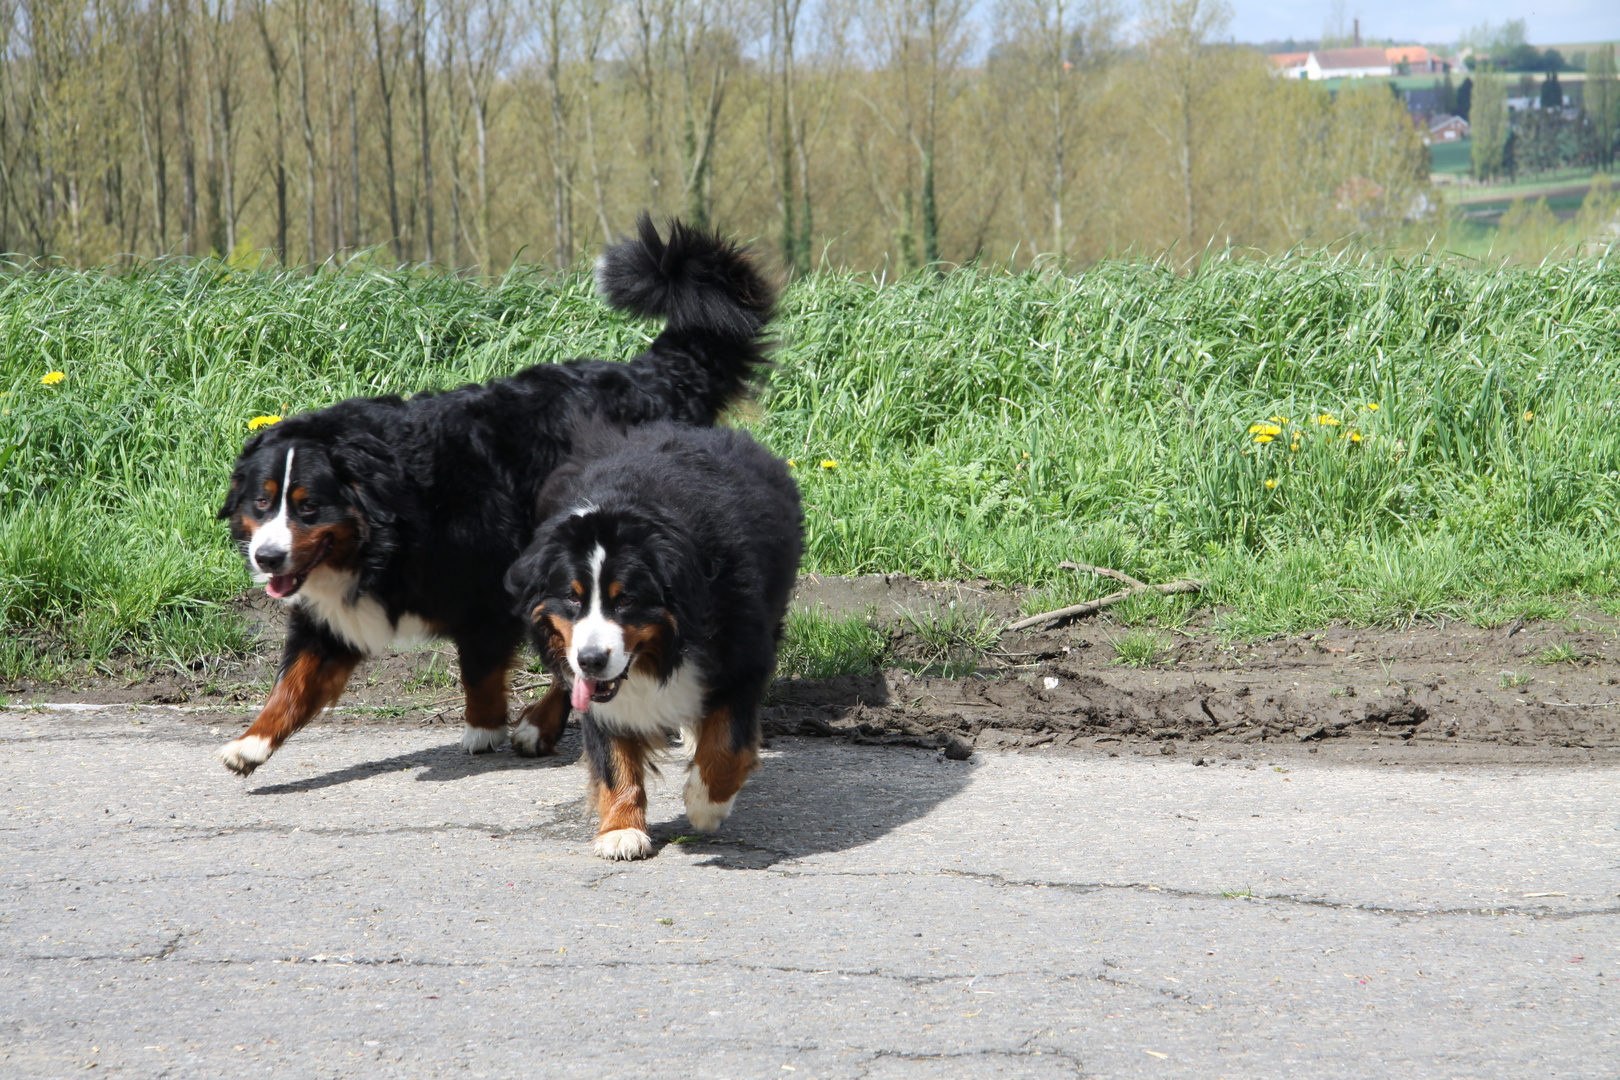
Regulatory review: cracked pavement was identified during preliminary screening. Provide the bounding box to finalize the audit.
[2,708,1617,1078]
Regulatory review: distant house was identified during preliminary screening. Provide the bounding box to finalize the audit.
[1429,115,1469,141]
[1305,48,1394,79]
[1267,51,1310,79]
[1385,46,1447,74]
[1266,47,1392,80]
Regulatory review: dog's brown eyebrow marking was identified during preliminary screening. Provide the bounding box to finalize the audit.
[531,603,546,623]
[289,485,307,504]
[607,580,623,599]
[262,479,279,496]
[570,580,585,600]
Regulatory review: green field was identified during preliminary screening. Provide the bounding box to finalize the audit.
[1430,138,1472,175]
[2,256,1619,680]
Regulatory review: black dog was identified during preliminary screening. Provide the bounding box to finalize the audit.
[215,217,775,776]
[505,421,803,859]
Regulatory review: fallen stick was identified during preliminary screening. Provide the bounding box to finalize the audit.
[1004,578,1206,633]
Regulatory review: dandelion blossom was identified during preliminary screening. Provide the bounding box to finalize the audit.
[1362,402,1379,411]
[1265,478,1278,489]
[1254,434,1275,444]
[1249,423,1282,437]
[1522,410,1534,422]
[1314,413,1340,427]
[248,415,283,431]
[1269,415,1290,425]
[40,371,64,386]
[820,459,838,469]
[787,459,797,468]
[1346,430,1363,443]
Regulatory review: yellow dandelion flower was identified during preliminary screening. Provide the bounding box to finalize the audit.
[1522,410,1534,422]
[1248,423,1282,437]
[1346,430,1363,443]
[248,415,283,431]
[41,371,65,386]
[1265,478,1278,489]
[1021,451,1030,459]
[1362,402,1379,411]
[1254,434,1275,444]
[787,459,797,468]
[1289,441,1300,452]
[1314,414,1340,426]
[1269,415,1290,425]
[820,459,838,469]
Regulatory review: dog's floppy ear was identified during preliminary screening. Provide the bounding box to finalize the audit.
[644,522,711,643]
[217,432,267,520]
[329,432,404,525]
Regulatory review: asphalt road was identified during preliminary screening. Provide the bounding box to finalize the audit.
[2,706,1616,1078]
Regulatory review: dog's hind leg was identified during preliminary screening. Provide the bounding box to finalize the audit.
[683,706,760,833]
[217,621,359,776]
[584,719,656,860]
[513,679,570,757]
[456,636,517,754]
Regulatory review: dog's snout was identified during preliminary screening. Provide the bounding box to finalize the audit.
[254,544,289,573]
[577,646,611,677]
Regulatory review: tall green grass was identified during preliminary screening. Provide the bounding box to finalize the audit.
[1,253,1617,675]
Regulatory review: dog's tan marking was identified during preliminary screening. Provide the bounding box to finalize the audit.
[462,662,513,731]
[592,735,658,840]
[607,580,623,600]
[691,706,760,808]
[225,649,359,774]
[622,618,670,679]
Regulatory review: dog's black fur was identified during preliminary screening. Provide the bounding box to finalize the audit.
[213,216,776,777]
[504,420,803,858]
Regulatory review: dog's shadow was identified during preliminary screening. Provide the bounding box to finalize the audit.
[250,674,977,869]
[247,728,581,795]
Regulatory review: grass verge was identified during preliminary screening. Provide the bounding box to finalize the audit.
[2,254,1618,679]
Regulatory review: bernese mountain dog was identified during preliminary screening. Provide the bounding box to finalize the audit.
[213,216,776,777]
[504,420,802,860]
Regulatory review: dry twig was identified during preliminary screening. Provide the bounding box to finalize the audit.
[1005,575,1206,633]
[1059,561,1147,589]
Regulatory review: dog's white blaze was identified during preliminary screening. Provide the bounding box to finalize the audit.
[590,663,704,736]
[568,544,628,681]
[216,734,272,775]
[682,769,737,832]
[247,448,296,574]
[295,566,433,655]
[460,724,506,754]
[592,827,654,861]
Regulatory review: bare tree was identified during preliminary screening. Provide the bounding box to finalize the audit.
[371,0,405,260]
[1138,0,1230,249]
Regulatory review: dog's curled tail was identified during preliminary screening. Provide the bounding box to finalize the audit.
[596,214,776,343]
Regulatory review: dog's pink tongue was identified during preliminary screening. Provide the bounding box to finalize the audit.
[571,678,596,712]
[266,574,297,598]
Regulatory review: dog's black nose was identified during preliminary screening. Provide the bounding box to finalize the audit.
[577,646,610,677]
[254,545,289,573]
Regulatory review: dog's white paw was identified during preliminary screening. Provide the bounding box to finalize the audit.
[460,724,507,754]
[592,828,654,861]
[216,735,272,777]
[511,720,543,757]
[683,770,737,833]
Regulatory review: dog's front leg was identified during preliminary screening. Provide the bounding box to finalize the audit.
[583,717,656,860]
[217,620,360,776]
[512,678,569,757]
[683,705,761,832]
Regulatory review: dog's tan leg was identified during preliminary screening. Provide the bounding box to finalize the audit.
[591,734,656,860]
[458,649,513,754]
[512,679,570,757]
[683,707,760,832]
[217,649,358,776]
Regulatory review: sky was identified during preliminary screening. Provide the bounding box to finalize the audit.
[1226,0,1620,48]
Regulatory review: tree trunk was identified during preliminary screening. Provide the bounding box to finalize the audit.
[372,0,404,261]
[412,0,433,264]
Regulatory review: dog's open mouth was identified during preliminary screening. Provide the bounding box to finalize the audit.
[264,537,332,600]
[570,675,625,711]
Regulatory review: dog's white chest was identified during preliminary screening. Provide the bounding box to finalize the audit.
[292,568,435,654]
[591,663,706,736]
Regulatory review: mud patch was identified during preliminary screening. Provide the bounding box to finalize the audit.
[11,577,1620,761]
